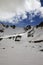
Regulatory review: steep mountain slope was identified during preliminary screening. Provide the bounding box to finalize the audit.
[0,22,43,42]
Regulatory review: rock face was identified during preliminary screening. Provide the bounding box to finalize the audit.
[24,25,31,31]
[15,35,22,41]
[10,25,16,29]
[36,22,43,28]
[27,27,34,37]
[0,23,16,29]
[0,29,4,33]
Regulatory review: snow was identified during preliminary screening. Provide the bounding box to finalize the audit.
[0,26,43,65]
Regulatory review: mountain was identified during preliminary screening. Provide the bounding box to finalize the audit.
[0,23,25,37]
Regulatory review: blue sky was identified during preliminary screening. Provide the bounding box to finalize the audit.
[0,0,43,27]
[15,12,43,27]
[40,0,43,6]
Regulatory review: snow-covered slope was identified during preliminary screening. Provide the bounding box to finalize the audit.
[0,22,43,42]
[0,24,43,65]
[0,23,25,37]
[27,27,43,42]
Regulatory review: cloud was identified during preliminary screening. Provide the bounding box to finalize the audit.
[0,0,41,12]
[0,0,43,24]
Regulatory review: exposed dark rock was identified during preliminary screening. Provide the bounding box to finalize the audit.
[15,35,22,41]
[0,38,3,41]
[36,22,43,28]
[27,28,34,37]
[34,40,43,43]
[29,41,32,43]
[27,34,33,37]
[2,24,6,27]
[15,39,20,41]
[29,40,43,43]
[1,23,9,28]
[10,25,16,29]
[2,48,5,50]
[0,29,4,33]
[8,37,12,39]
[40,49,43,52]
[24,25,31,31]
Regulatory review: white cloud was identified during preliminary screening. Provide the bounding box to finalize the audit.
[24,0,41,11]
[39,7,43,17]
[0,0,43,23]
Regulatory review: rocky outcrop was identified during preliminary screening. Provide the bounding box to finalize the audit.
[15,35,22,41]
[10,25,16,29]
[24,25,31,31]
[36,22,43,28]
